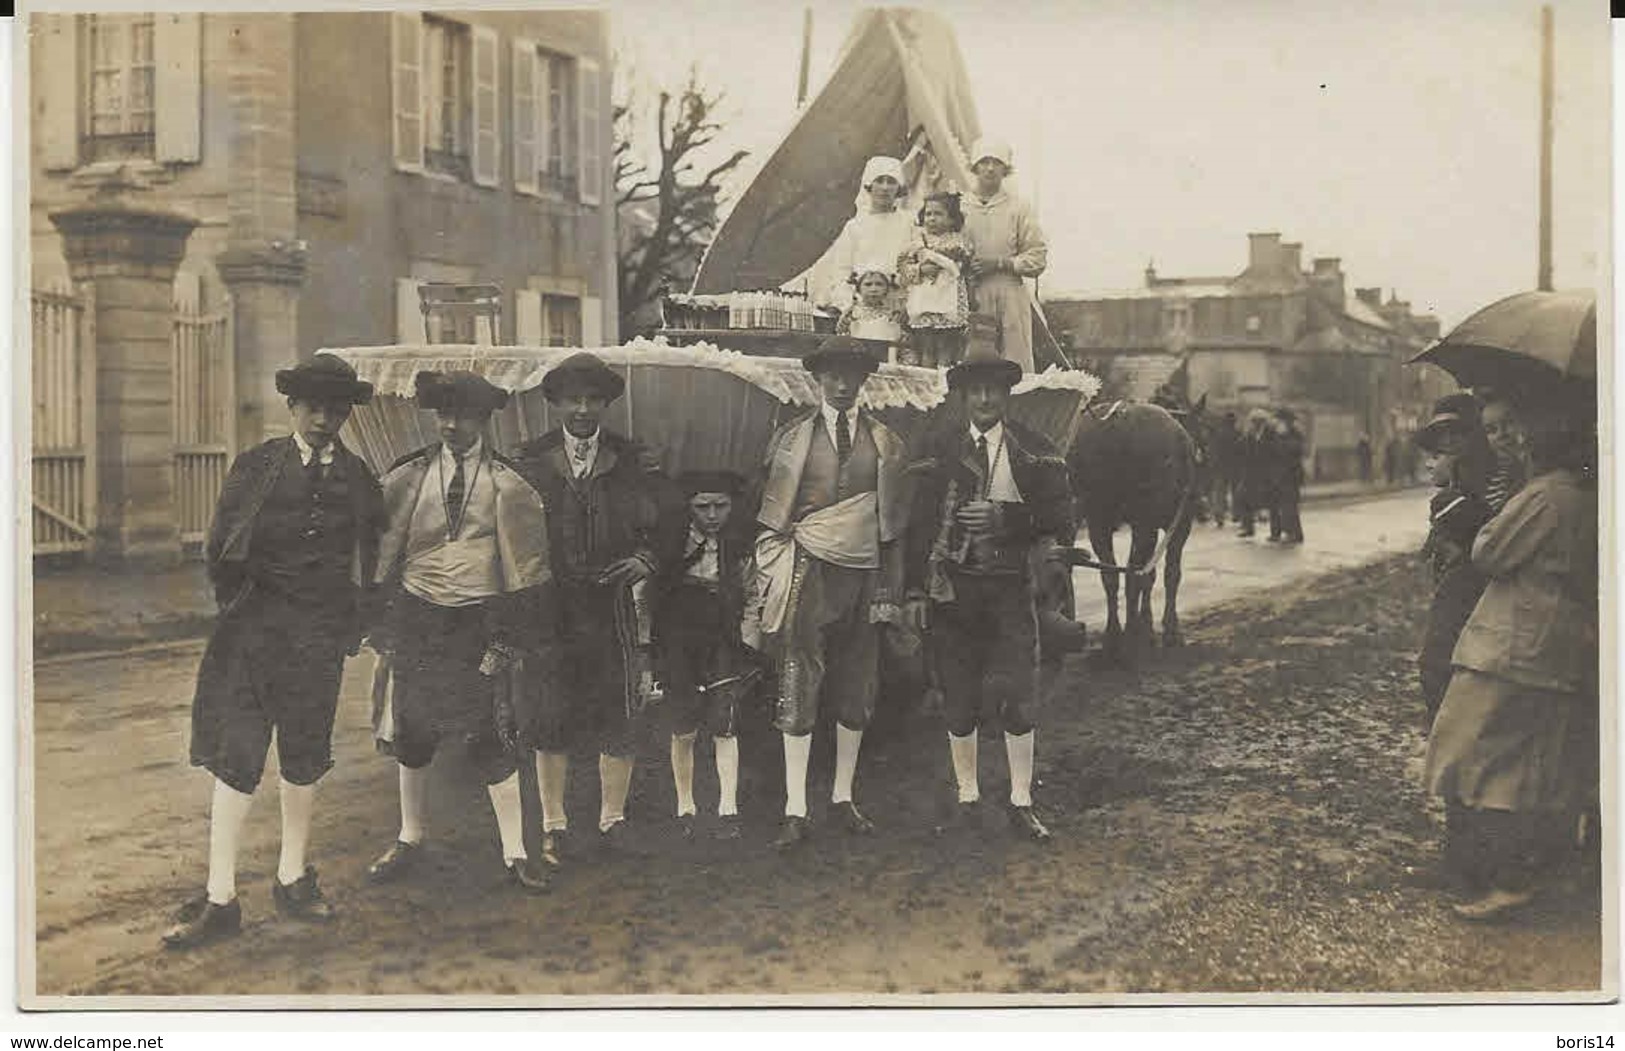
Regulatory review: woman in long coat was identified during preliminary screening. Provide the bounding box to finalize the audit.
[1424,403,1597,920]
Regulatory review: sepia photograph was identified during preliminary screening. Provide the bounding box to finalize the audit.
[15,0,1615,1010]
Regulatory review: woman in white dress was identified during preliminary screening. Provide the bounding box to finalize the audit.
[818,156,915,314]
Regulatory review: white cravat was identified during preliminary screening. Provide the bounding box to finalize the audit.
[970,421,1023,503]
[563,428,600,478]
[291,430,336,468]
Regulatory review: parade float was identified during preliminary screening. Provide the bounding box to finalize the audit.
[325,7,1098,477]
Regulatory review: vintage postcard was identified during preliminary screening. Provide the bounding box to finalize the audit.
[13,0,1616,1012]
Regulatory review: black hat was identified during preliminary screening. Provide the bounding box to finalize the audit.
[679,469,746,497]
[413,370,510,414]
[1416,392,1482,452]
[276,355,374,405]
[945,344,1023,391]
[802,335,881,377]
[1275,407,1297,424]
[540,352,626,403]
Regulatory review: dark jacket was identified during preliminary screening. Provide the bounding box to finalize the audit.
[511,428,661,585]
[651,512,751,648]
[902,418,1074,595]
[205,436,384,640]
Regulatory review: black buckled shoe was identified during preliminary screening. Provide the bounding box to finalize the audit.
[273,866,336,923]
[833,800,875,835]
[935,800,981,837]
[772,815,811,851]
[506,856,552,894]
[540,830,569,869]
[676,814,697,841]
[161,896,242,950]
[714,814,743,842]
[367,840,421,884]
[1007,804,1053,843]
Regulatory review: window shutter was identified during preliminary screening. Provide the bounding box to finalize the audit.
[535,51,552,183]
[390,13,425,173]
[396,278,424,343]
[515,289,542,345]
[581,294,603,347]
[471,25,499,188]
[577,56,603,206]
[511,39,537,195]
[154,14,202,164]
[37,14,80,171]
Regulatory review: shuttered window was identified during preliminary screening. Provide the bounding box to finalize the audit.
[390,13,425,173]
[423,16,471,180]
[84,14,156,161]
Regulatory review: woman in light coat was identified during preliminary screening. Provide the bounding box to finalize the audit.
[1424,403,1598,920]
[819,156,915,314]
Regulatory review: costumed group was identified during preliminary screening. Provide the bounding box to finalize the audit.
[163,341,1074,950]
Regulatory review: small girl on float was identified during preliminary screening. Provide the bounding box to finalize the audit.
[836,261,907,361]
[897,190,975,368]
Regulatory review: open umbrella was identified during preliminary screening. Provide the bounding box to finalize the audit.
[1409,289,1596,392]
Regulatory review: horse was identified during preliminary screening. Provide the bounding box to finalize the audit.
[1067,399,1204,662]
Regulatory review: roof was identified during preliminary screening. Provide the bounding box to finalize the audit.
[1047,282,1238,303]
[1340,293,1392,331]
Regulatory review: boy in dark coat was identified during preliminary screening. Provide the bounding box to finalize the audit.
[902,347,1076,842]
[163,356,383,949]
[512,352,663,865]
[655,470,756,840]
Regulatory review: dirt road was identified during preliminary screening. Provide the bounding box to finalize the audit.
[28,492,1601,1001]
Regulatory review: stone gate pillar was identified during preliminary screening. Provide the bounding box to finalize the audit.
[51,198,197,566]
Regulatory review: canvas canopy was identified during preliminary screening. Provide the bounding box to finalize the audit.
[691,7,1067,367]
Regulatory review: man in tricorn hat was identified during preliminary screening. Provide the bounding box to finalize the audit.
[364,370,553,893]
[513,352,663,865]
[902,346,1074,842]
[747,336,908,850]
[163,355,383,949]
[655,469,756,840]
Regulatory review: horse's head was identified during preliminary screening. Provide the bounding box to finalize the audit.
[1169,392,1214,466]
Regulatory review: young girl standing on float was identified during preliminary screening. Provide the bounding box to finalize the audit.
[897,191,974,368]
[836,263,906,360]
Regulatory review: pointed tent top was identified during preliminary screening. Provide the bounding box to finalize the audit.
[692,8,982,296]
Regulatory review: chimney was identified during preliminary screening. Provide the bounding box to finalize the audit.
[1417,317,1441,341]
[1310,257,1345,304]
[1144,261,1158,287]
[1247,232,1282,272]
[1355,287,1382,308]
[1280,241,1303,275]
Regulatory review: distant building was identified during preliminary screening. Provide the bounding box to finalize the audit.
[1043,232,1455,482]
[29,12,616,563]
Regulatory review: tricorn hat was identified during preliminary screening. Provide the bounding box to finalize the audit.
[679,469,747,497]
[803,335,882,377]
[1275,407,1298,424]
[946,344,1023,391]
[540,351,626,403]
[413,370,510,414]
[276,355,374,405]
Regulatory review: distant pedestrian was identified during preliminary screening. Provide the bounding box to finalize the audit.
[1383,436,1401,486]
[1356,433,1373,484]
[1234,409,1273,538]
[1267,409,1304,544]
[1424,402,1597,921]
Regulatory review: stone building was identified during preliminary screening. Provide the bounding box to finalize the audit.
[29,11,616,564]
[1043,232,1455,482]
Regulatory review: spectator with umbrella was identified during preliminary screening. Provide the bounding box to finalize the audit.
[1411,290,1599,920]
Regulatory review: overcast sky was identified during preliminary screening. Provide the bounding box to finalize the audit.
[611,0,1609,329]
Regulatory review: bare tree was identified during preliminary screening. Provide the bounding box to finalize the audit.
[616,70,749,338]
